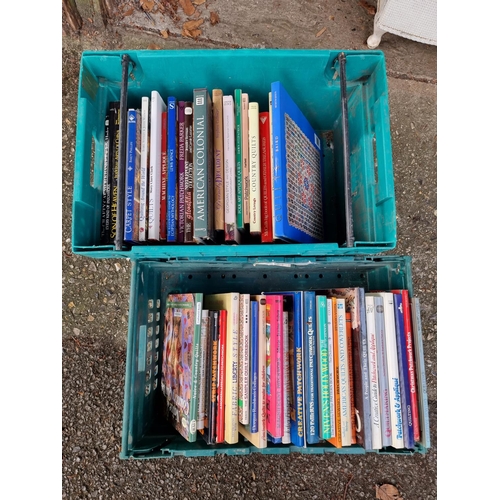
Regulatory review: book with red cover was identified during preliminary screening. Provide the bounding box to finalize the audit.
[259,112,273,243]
[160,110,168,240]
[264,294,284,439]
[216,309,227,444]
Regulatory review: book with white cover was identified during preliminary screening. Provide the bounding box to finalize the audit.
[248,102,261,235]
[365,295,382,449]
[238,294,250,425]
[337,298,352,446]
[139,96,150,241]
[223,95,240,243]
[148,90,166,241]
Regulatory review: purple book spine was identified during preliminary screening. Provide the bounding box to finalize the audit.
[177,101,186,243]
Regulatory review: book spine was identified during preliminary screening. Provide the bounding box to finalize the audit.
[139,97,149,241]
[202,310,214,443]
[235,89,244,230]
[303,291,319,444]
[193,89,214,243]
[259,112,273,243]
[159,110,168,240]
[216,309,227,444]
[212,90,224,233]
[184,103,194,243]
[177,101,186,243]
[337,299,352,446]
[401,290,420,442]
[124,109,137,243]
[411,297,430,449]
[366,296,382,449]
[239,294,250,425]
[373,295,392,447]
[188,295,203,441]
[109,102,120,243]
[282,309,291,444]
[268,92,276,240]
[382,293,404,449]
[223,95,239,244]
[132,109,142,242]
[249,102,261,236]
[100,114,111,244]
[242,93,250,226]
[326,295,336,437]
[198,309,210,431]
[167,97,177,242]
[346,312,357,444]
[226,294,240,444]
[394,293,414,449]
[250,300,259,433]
[316,295,331,439]
[207,311,219,444]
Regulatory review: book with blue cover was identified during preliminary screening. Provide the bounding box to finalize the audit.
[167,97,177,242]
[124,108,141,243]
[270,81,324,244]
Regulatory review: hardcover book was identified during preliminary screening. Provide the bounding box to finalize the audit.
[184,102,194,243]
[268,92,276,239]
[238,294,251,425]
[167,97,178,242]
[124,108,141,243]
[204,293,240,444]
[139,96,150,242]
[100,113,111,244]
[242,93,250,226]
[216,309,227,444]
[148,90,166,241]
[259,111,273,243]
[202,310,218,444]
[234,89,244,230]
[249,102,261,236]
[282,308,291,444]
[326,295,336,437]
[271,81,324,243]
[160,110,168,241]
[177,101,186,243]
[223,95,241,244]
[346,312,356,444]
[109,101,120,243]
[212,89,225,233]
[316,295,331,439]
[162,292,203,443]
[193,88,215,243]
[250,300,259,433]
[198,309,210,431]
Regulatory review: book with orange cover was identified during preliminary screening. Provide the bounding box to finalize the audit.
[327,297,342,448]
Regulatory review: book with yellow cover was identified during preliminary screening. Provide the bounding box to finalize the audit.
[212,89,224,233]
[327,297,342,448]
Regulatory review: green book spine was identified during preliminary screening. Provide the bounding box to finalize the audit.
[235,89,244,229]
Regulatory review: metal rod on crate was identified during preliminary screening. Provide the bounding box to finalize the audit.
[338,52,354,248]
[115,53,131,251]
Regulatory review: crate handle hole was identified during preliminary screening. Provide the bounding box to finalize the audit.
[319,274,323,279]
[337,273,342,279]
[305,274,309,279]
[294,274,299,279]
[263,274,267,279]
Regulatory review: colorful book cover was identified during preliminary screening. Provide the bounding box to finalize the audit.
[167,97,178,242]
[148,91,166,241]
[216,309,227,444]
[177,101,186,243]
[303,291,319,444]
[249,102,261,236]
[281,309,291,444]
[223,95,240,244]
[139,96,149,242]
[337,298,352,446]
[346,312,356,444]
[238,294,251,425]
[365,295,382,449]
[100,113,111,244]
[162,292,203,443]
[193,88,214,243]
[234,89,244,230]
[109,101,120,243]
[268,91,276,239]
[411,297,430,449]
[159,110,168,241]
[197,309,210,431]
[204,293,240,444]
[184,102,194,243]
[264,294,284,439]
[271,81,324,243]
[327,288,372,450]
[212,89,225,233]
[124,109,138,243]
[250,300,259,433]
[242,93,250,226]
[259,111,273,243]
[202,310,217,444]
[316,295,331,439]
[326,295,336,437]
[394,293,414,449]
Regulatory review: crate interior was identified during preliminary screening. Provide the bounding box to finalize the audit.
[121,256,427,459]
[73,49,396,257]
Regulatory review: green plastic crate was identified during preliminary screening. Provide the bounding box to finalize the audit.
[120,255,430,459]
[72,49,396,259]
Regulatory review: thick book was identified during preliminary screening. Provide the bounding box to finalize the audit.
[242,93,250,226]
[177,101,186,243]
[139,97,150,242]
[259,111,273,243]
[234,89,244,230]
[393,293,414,449]
[328,288,372,450]
[212,90,225,234]
[159,110,168,241]
[100,113,111,244]
[204,293,240,444]
[249,102,261,236]
[282,308,291,444]
[365,295,382,450]
[167,97,178,242]
[264,294,284,439]
[109,101,120,243]
[238,294,251,425]
[249,300,259,433]
[148,90,166,241]
[271,81,324,243]
[223,95,240,244]
[216,309,227,444]
[197,309,210,431]
[337,298,352,446]
[316,295,331,440]
[162,292,203,442]
[184,102,194,243]
[124,108,141,243]
[303,291,320,444]
[193,89,214,243]
[411,297,430,449]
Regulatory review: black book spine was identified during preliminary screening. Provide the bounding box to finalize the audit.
[209,310,219,444]
[100,114,111,244]
[108,101,120,244]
